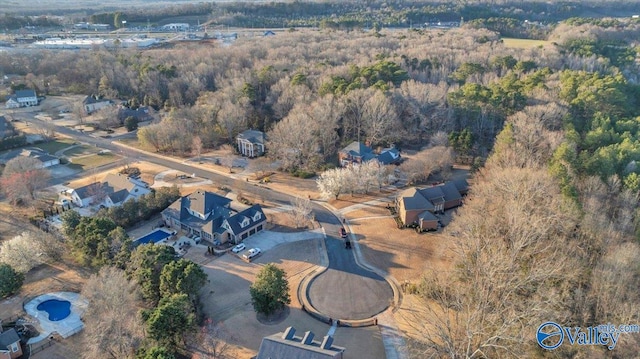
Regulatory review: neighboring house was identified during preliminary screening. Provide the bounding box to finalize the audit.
[0,148,59,168]
[83,95,113,114]
[5,89,38,109]
[236,129,265,158]
[0,328,22,359]
[257,327,345,359]
[161,190,266,244]
[396,178,469,231]
[264,30,276,36]
[162,23,190,31]
[64,173,151,208]
[338,141,401,167]
[118,106,153,122]
[0,116,16,139]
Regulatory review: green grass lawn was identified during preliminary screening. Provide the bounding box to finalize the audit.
[68,153,121,170]
[33,139,77,154]
[502,37,549,49]
[61,145,99,157]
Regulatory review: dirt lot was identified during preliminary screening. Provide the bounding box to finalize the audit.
[328,188,399,210]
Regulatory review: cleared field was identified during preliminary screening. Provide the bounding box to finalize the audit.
[502,37,549,49]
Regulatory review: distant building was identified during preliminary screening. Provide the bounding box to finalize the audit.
[83,95,113,114]
[236,129,266,158]
[338,141,401,167]
[64,173,151,208]
[264,30,276,36]
[5,89,38,108]
[257,326,345,359]
[162,23,190,31]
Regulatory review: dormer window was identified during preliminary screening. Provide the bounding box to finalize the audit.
[253,212,262,221]
[240,217,250,228]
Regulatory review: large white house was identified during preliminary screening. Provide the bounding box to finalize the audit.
[63,173,150,208]
[5,89,38,108]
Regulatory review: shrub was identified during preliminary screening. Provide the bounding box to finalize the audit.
[0,263,24,298]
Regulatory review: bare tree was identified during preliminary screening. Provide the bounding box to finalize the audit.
[290,197,313,228]
[361,89,398,144]
[0,157,50,205]
[192,135,204,162]
[0,231,62,273]
[81,267,145,359]
[190,318,233,359]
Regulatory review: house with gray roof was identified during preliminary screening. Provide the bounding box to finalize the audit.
[0,328,22,359]
[236,129,265,158]
[338,141,401,167]
[82,95,113,114]
[5,89,38,108]
[64,173,150,208]
[0,147,59,168]
[396,179,468,231]
[257,327,345,359]
[162,189,266,244]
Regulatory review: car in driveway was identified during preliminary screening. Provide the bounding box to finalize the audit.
[339,227,348,238]
[231,243,246,253]
[243,248,261,260]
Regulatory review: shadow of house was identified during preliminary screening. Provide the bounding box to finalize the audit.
[0,116,17,139]
[396,178,469,231]
[257,327,345,359]
[161,189,266,245]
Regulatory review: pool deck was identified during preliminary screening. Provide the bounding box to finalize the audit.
[23,292,87,344]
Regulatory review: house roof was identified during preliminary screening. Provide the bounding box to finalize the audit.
[376,148,401,165]
[83,95,110,105]
[224,204,266,235]
[73,173,145,201]
[418,210,438,222]
[418,186,445,204]
[398,188,434,211]
[182,190,231,218]
[439,182,462,203]
[340,141,372,157]
[0,147,57,165]
[15,89,36,99]
[237,129,265,145]
[0,328,20,349]
[257,328,345,359]
[452,178,469,194]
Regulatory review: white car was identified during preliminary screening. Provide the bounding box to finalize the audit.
[232,243,246,253]
[243,248,261,260]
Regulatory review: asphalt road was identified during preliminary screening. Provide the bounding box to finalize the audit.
[23,113,393,319]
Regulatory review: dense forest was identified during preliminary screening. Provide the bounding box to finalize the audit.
[2,9,640,356]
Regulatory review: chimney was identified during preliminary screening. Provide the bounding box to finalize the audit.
[302,331,315,345]
[321,335,333,349]
[282,326,296,341]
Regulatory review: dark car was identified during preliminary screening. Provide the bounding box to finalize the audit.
[345,239,351,249]
[339,227,347,238]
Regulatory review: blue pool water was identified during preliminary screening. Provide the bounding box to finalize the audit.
[37,299,71,321]
[135,229,172,245]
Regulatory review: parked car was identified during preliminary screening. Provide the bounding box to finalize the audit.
[232,243,246,253]
[243,248,261,260]
[345,240,351,249]
[193,236,201,244]
[339,227,348,238]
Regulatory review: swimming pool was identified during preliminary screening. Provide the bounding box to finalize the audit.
[135,228,173,245]
[37,299,71,321]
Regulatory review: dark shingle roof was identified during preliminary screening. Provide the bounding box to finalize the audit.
[439,182,462,203]
[376,148,401,165]
[418,186,445,204]
[237,129,265,145]
[15,89,36,99]
[224,204,266,235]
[398,188,434,211]
[183,190,231,218]
[340,141,372,157]
[257,329,345,359]
[453,178,469,194]
[0,328,20,349]
[418,210,438,222]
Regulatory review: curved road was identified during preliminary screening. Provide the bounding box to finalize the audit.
[24,114,393,320]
